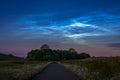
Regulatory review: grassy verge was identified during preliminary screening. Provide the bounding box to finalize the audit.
[0,61,50,80]
[61,57,120,80]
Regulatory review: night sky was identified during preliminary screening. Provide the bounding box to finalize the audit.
[0,0,120,57]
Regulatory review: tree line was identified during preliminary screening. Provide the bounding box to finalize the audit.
[27,44,90,61]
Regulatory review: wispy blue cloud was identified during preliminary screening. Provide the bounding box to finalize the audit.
[9,12,119,45]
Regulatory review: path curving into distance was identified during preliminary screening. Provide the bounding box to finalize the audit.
[32,62,78,80]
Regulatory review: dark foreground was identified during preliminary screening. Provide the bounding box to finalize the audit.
[32,62,77,80]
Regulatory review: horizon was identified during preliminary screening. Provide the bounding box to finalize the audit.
[0,0,120,57]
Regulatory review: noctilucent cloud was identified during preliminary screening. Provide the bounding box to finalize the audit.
[0,0,120,57]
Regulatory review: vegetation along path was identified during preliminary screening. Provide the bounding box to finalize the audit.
[32,62,78,80]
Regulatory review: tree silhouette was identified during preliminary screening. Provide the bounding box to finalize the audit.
[40,44,50,50]
[69,48,77,53]
[27,44,91,61]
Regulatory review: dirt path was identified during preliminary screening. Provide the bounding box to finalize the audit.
[32,62,77,80]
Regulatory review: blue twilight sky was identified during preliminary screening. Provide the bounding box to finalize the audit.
[0,0,120,57]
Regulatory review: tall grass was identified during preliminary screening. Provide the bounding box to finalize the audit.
[0,61,49,80]
[62,57,120,80]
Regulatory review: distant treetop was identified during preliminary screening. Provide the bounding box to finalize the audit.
[40,44,50,50]
[69,48,77,53]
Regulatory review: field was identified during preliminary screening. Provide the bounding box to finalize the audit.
[0,60,49,80]
[61,57,120,80]
[1,55,120,80]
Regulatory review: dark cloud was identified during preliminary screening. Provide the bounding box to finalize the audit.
[108,43,120,48]
[83,35,120,44]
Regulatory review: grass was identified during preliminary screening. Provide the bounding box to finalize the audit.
[0,60,49,80]
[61,57,120,80]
